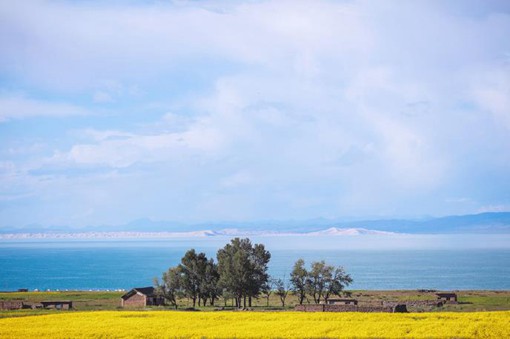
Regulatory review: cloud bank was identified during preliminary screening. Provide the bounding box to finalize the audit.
[0,0,509,227]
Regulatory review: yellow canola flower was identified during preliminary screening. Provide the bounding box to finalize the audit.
[0,311,509,338]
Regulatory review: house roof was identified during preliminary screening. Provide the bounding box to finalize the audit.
[121,287,156,299]
[436,293,457,297]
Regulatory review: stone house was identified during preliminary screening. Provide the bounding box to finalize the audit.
[121,287,165,308]
[0,301,24,310]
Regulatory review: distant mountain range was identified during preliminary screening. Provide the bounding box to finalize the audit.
[1,212,510,235]
[0,227,397,239]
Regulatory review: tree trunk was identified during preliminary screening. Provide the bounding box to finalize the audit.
[243,295,246,308]
[249,296,252,307]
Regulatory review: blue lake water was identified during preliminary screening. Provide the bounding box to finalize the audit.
[1,235,509,291]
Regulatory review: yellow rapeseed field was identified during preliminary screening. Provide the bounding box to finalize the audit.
[0,310,509,338]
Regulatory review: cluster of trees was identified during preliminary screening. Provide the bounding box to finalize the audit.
[290,259,353,304]
[154,238,270,308]
[217,238,271,308]
[154,238,352,308]
[154,249,221,308]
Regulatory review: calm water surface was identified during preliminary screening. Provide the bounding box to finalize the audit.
[1,235,509,291]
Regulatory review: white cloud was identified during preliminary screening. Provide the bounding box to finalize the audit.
[0,94,90,122]
[92,91,114,103]
[1,0,510,226]
[472,67,510,129]
[77,129,135,142]
[220,171,254,189]
[64,117,226,168]
[0,0,372,90]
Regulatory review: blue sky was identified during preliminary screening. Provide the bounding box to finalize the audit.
[0,0,509,228]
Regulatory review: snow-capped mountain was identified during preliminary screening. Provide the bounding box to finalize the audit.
[305,227,396,236]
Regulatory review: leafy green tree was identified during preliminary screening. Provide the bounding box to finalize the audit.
[201,258,221,306]
[290,258,308,305]
[179,249,208,307]
[306,260,332,304]
[324,266,353,301]
[305,260,352,304]
[221,289,235,307]
[247,242,271,306]
[154,266,183,308]
[217,238,271,308]
[217,239,244,307]
[275,277,290,307]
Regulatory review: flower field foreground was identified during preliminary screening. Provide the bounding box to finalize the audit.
[0,311,509,338]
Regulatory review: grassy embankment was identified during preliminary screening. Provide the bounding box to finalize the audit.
[1,290,510,318]
[0,291,121,315]
[0,310,509,338]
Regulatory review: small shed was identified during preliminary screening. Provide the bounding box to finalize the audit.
[324,298,358,305]
[436,293,458,303]
[40,301,73,310]
[0,301,24,310]
[121,287,165,308]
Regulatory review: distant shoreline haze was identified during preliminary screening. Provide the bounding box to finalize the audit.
[2,212,510,235]
[1,234,510,251]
